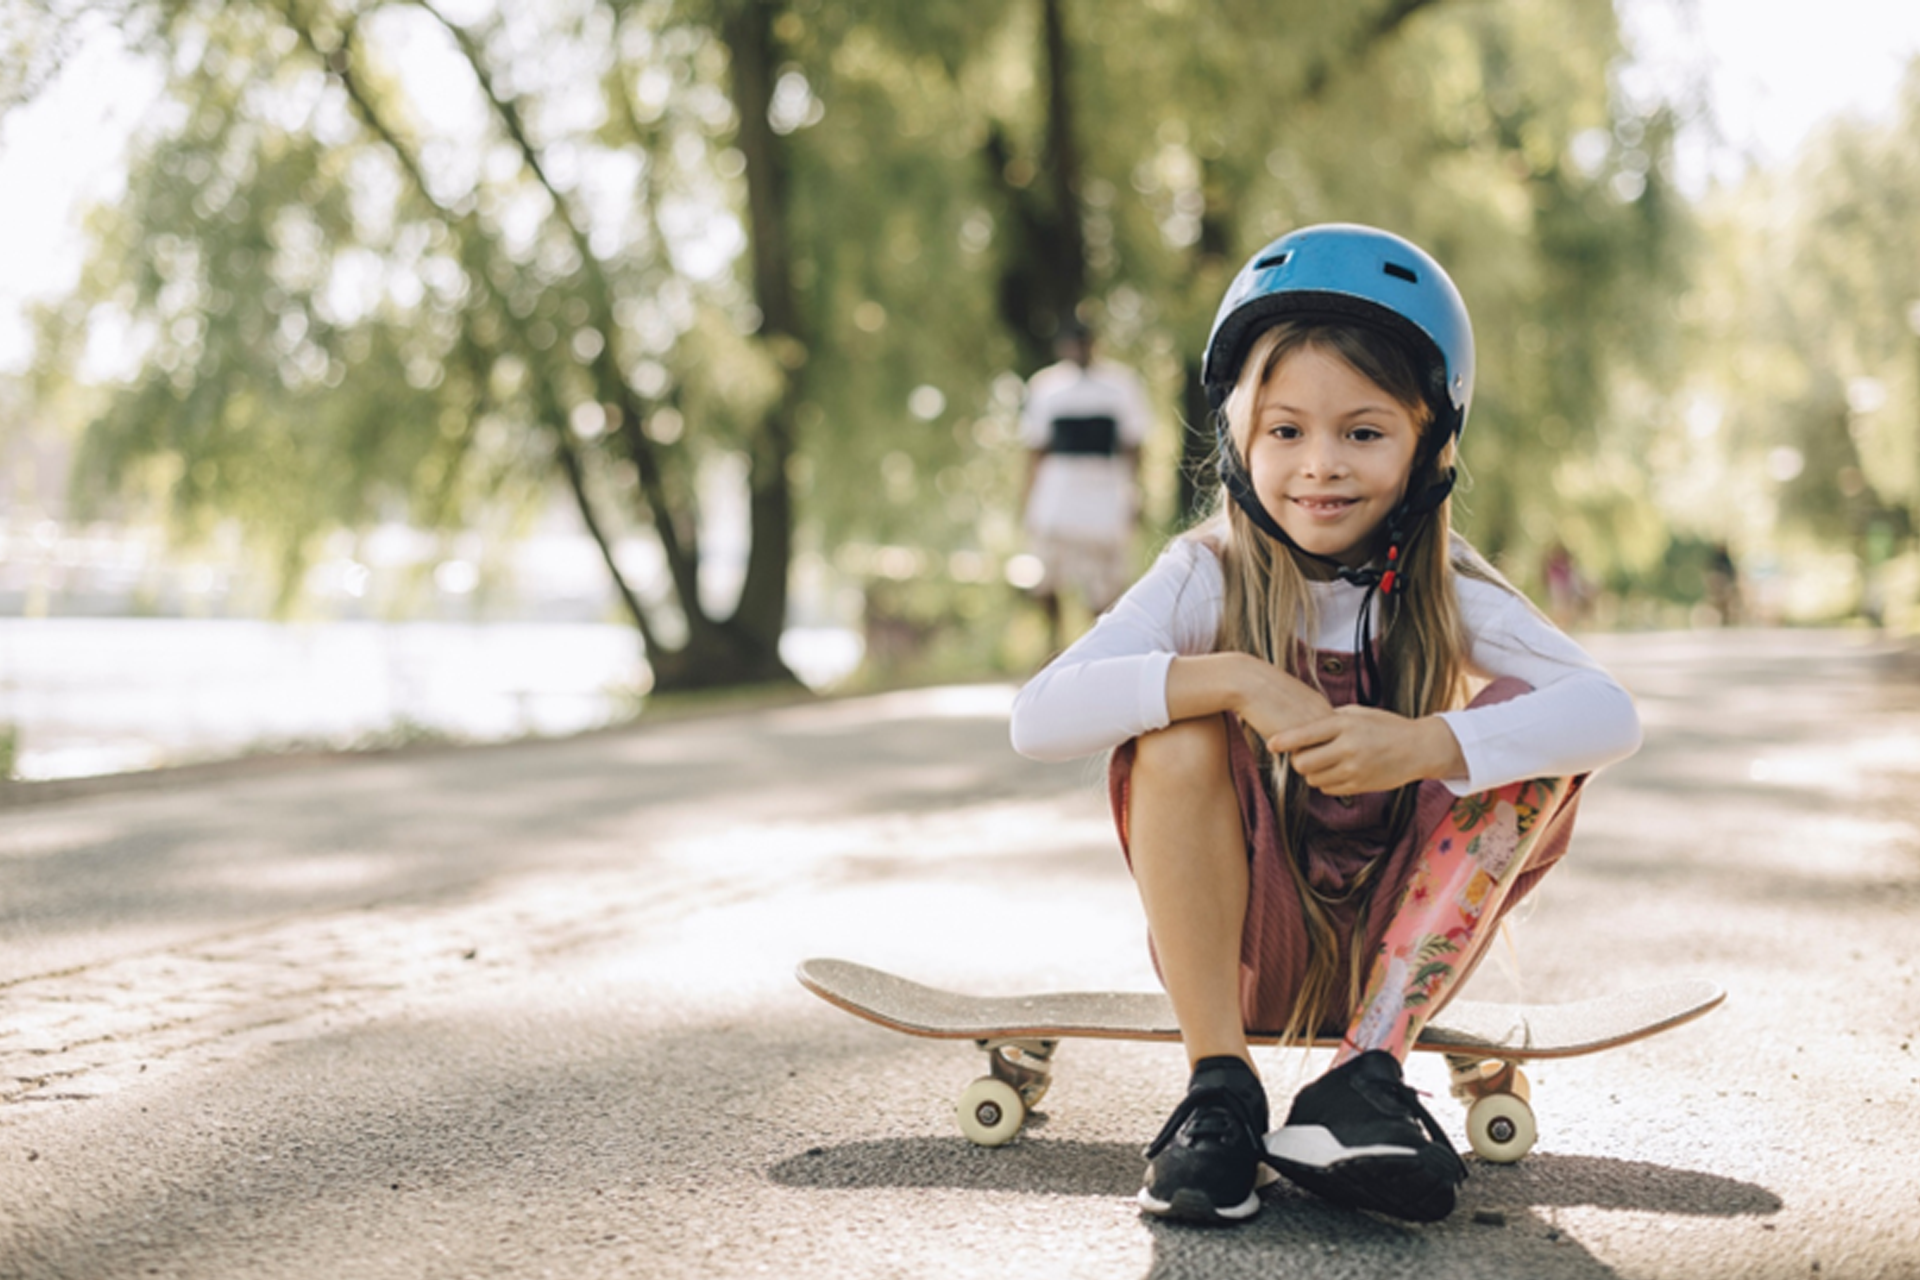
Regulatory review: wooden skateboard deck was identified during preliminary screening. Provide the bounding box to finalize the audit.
[797,957,1724,1159]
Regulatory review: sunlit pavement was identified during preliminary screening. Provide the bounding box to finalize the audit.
[1,630,1917,1279]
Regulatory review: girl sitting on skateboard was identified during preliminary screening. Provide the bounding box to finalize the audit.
[1009,223,1640,1225]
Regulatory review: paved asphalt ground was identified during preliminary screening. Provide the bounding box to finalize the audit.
[0,629,1916,1279]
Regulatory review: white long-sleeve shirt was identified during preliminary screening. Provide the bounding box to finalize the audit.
[1009,536,1641,795]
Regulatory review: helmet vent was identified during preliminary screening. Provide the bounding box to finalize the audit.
[1255,251,1292,270]
[1382,261,1419,283]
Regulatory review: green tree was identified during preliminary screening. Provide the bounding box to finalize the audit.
[35,0,813,689]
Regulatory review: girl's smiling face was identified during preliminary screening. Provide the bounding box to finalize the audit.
[1245,343,1422,571]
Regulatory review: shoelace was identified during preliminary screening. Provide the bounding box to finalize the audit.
[1144,1085,1261,1159]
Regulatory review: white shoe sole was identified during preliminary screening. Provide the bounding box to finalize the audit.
[1136,1184,1262,1222]
[1264,1123,1419,1170]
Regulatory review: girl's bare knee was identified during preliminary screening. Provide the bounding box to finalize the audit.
[1132,716,1232,793]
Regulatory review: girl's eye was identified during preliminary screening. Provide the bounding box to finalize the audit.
[1350,426,1384,442]
[1266,423,1300,439]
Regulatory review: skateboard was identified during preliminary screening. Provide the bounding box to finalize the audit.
[797,957,1724,1162]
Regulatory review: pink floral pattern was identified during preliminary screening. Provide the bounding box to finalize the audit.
[1339,776,1570,1061]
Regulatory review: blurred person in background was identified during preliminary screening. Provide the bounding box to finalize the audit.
[1019,316,1154,653]
[1541,540,1594,629]
[1705,541,1742,626]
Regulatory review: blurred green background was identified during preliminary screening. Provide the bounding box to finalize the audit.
[5,0,1920,749]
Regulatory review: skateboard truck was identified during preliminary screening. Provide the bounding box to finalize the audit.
[958,1038,1058,1146]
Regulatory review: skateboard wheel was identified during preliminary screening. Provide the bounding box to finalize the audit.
[956,1077,1025,1147]
[1465,1093,1537,1163]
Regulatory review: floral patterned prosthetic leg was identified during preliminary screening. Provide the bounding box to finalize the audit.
[1336,777,1575,1065]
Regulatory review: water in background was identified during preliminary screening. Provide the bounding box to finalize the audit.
[0,618,862,781]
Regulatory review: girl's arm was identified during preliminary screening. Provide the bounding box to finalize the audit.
[1263,572,1633,797]
[1165,651,1332,745]
[1432,578,1643,793]
[1008,541,1204,761]
[1011,540,1313,759]
[1010,538,1337,762]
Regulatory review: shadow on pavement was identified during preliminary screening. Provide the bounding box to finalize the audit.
[773,1135,1783,1280]
[1460,1153,1780,1215]
[1138,1162,1780,1280]
[768,1134,1143,1197]
[768,1135,1781,1216]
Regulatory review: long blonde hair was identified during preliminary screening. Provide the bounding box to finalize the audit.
[1198,319,1486,1041]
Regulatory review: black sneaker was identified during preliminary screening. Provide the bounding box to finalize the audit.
[1137,1056,1270,1224]
[1263,1050,1468,1223]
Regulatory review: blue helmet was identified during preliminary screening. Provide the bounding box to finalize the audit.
[1204,223,1474,662]
[1202,223,1474,440]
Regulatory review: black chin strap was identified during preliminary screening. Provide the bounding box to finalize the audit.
[1216,417,1455,706]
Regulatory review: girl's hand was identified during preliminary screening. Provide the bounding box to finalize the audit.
[1266,708,1466,796]
[1166,653,1333,743]
[1232,664,1335,745]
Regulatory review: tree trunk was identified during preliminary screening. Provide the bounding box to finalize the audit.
[406,0,800,693]
[721,0,803,680]
[987,0,1088,373]
[1038,0,1086,319]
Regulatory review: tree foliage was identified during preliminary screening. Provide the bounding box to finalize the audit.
[19,0,1703,683]
[37,0,810,688]
[1666,60,1920,623]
